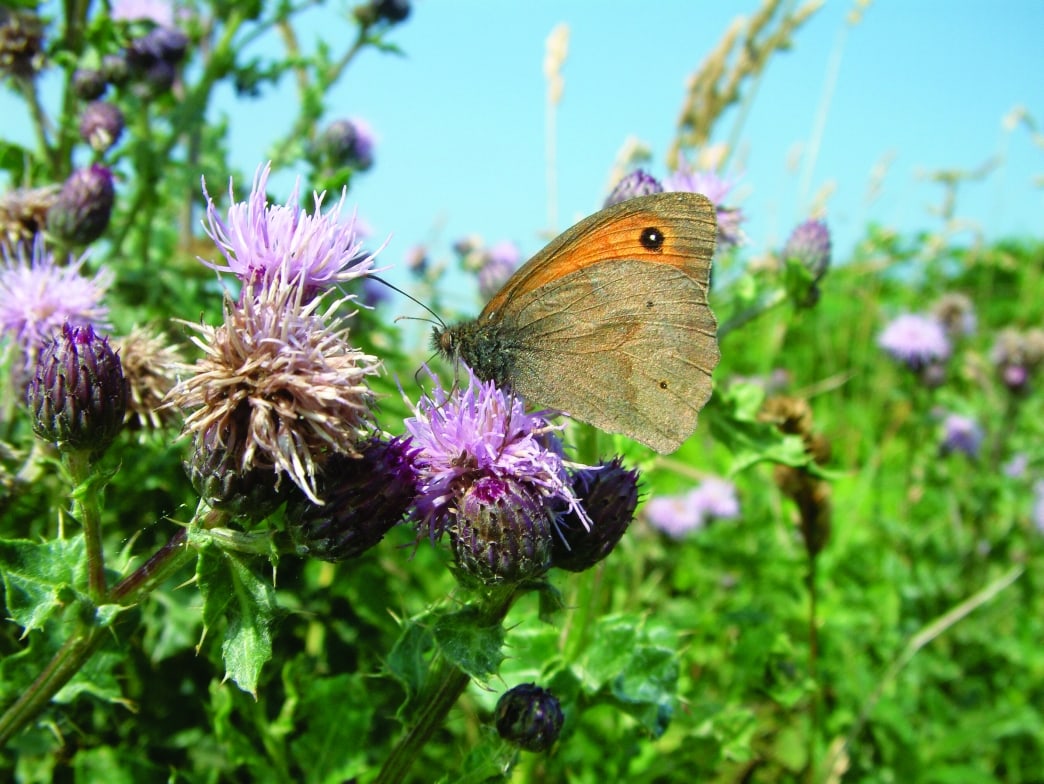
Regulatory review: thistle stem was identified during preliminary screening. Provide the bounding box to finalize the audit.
[64,450,107,602]
[0,515,200,748]
[375,586,519,784]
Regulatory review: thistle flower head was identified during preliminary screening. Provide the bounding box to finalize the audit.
[27,322,127,455]
[940,413,983,458]
[201,163,374,296]
[287,436,418,561]
[0,184,59,255]
[404,366,586,545]
[80,101,125,153]
[645,476,740,539]
[477,240,520,300]
[552,458,640,572]
[878,313,951,371]
[168,278,381,504]
[0,236,111,365]
[114,324,182,432]
[495,683,564,753]
[782,219,831,282]
[604,169,664,207]
[932,292,976,338]
[46,165,116,246]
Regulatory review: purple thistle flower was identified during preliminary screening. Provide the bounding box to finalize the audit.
[404,366,586,543]
[664,165,745,249]
[940,413,983,458]
[201,162,375,296]
[689,476,741,520]
[495,683,564,753]
[645,476,739,539]
[0,236,111,364]
[878,313,951,371]
[604,169,663,207]
[477,240,520,299]
[782,219,831,282]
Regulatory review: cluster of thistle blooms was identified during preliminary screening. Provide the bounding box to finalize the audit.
[156,164,639,583]
[878,292,1044,459]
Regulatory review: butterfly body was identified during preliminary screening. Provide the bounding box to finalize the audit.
[434,192,719,453]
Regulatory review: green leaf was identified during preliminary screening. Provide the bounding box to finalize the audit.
[579,615,680,737]
[0,536,87,632]
[196,542,276,696]
[432,606,506,681]
[288,670,377,783]
[386,619,435,703]
[706,384,810,473]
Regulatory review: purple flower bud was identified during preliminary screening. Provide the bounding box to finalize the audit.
[287,437,418,561]
[940,413,983,458]
[451,477,554,586]
[101,53,130,86]
[553,458,639,572]
[782,219,831,282]
[46,165,115,245]
[72,68,108,100]
[604,169,663,207]
[134,58,176,97]
[27,323,127,454]
[126,26,188,67]
[495,683,564,752]
[184,424,285,522]
[318,118,375,171]
[79,101,125,152]
[374,0,411,23]
[477,241,520,299]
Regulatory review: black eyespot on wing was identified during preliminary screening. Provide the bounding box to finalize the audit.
[659,380,669,390]
[639,227,664,252]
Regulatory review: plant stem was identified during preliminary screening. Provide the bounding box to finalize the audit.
[718,288,787,340]
[64,450,107,602]
[0,516,201,748]
[374,586,519,784]
[805,552,820,784]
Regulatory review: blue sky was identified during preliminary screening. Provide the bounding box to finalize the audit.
[252,0,1041,286]
[5,1,1043,291]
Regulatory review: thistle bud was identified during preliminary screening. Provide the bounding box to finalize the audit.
[79,101,125,152]
[375,0,411,23]
[450,477,553,586]
[604,169,663,207]
[27,323,127,455]
[495,683,564,752]
[72,67,107,100]
[184,424,284,523]
[46,165,115,245]
[286,437,418,561]
[552,458,639,572]
[782,219,831,283]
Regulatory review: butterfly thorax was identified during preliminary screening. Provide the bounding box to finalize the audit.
[433,319,516,386]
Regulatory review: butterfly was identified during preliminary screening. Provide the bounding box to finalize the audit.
[434,192,719,453]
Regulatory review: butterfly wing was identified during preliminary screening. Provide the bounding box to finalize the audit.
[480,192,716,320]
[501,258,719,453]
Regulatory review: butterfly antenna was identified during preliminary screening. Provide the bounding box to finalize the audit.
[370,274,447,329]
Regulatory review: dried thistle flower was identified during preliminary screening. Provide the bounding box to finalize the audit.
[168,278,380,505]
[0,9,45,80]
[114,325,182,431]
[0,185,60,255]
